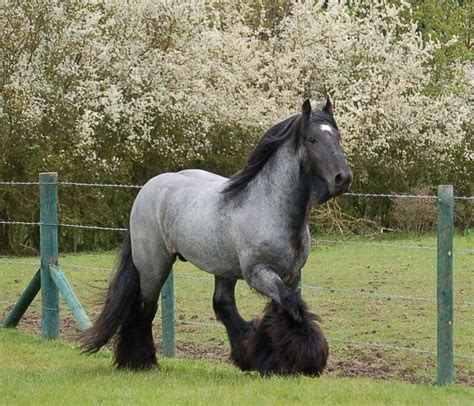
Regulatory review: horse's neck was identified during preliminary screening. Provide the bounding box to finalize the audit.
[249,141,311,229]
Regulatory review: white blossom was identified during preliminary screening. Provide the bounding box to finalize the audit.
[0,0,471,187]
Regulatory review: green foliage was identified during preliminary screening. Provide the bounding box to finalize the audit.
[0,0,472,253]
[411,0,472,61]
[397,0,472,92]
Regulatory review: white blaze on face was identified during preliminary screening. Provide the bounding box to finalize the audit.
[320,124,334,134]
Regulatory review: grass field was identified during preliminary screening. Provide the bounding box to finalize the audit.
[1,329,473,405]
[1,233,473,390]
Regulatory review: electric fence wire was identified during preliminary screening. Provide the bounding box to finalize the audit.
[1,180,473,200]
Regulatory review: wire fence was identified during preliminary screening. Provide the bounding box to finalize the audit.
[1,179,474,200]
[0,181,142,189]
[313,239,474,253]
[3,220,474,254]
[0,220,128,232]
[176,318,474,361]
[1,178,473,379]
[1,178,472,239]
[2,257,472,308]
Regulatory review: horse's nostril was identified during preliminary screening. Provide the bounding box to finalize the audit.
[335,174,343,187]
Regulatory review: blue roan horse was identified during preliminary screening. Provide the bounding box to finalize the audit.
[82,98,353,376]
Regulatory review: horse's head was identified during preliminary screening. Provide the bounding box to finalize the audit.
[299,98,353,203]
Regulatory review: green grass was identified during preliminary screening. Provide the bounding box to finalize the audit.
[1,329,473,405]
[1,233,473,387]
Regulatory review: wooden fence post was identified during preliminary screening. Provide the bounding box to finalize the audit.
[161,269,175,357]
[39,172,60,338]
[437,185,454,385]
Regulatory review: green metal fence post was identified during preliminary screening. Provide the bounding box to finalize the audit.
[2,269,41,328]
[50,265,92,331]
[39,172,60,339]
[437,185,454,385]
[161,269,175,357]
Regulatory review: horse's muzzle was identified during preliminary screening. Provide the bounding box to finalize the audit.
[329,167,353,196]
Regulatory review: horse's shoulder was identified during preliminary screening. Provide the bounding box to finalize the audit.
[237,224,310,270]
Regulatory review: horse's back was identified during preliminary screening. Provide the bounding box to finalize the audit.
[177,169,228,184]
[132,171,224,226]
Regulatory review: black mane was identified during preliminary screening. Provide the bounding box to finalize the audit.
[222,114,300,194]
[222,109,337,195]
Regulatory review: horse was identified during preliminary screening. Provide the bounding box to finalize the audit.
[81,98,353,375]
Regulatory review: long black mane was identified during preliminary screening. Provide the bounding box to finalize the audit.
[222,114,300,194]
[223,109,337,195]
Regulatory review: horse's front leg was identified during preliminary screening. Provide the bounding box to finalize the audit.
[243,264,303,321]
[213,276,249,347]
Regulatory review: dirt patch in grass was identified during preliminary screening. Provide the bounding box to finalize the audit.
[3,306,472,386]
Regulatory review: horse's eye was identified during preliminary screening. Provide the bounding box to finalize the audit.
[308,137,316,144]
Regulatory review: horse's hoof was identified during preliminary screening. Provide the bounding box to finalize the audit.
[230,299,329,377]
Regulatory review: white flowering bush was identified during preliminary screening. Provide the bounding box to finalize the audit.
[0,0,471,250]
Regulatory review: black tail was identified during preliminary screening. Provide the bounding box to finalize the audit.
[81,233,158,370]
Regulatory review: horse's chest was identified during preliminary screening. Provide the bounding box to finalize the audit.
[286,240,310,273]
[248,231,310,275]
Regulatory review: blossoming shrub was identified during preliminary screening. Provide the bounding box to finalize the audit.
[0,0,471,252]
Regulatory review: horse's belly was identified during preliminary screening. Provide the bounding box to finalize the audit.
[166,199,241,276]
[185,254,242,278]
[173,230,242,276]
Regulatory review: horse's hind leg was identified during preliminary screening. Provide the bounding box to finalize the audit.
[213,276,248,347]
[115,291,159,369]
[115,234,176,369]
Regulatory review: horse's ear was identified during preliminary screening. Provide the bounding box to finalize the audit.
[322,97,334,116]
[301,99,312,126]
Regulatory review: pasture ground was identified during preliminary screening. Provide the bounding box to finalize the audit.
[1,234,473,390]
[1,329,473,405]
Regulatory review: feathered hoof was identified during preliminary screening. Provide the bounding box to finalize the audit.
[231,299,329,376]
